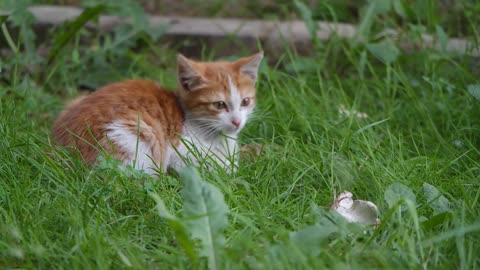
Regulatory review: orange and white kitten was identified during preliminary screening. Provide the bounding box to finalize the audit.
[52,52,264,175]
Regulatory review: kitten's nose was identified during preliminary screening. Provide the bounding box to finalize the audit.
[231,119,241,128]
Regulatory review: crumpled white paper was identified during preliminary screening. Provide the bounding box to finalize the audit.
[331,191,380,225]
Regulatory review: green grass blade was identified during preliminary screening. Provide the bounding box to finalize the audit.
[354,118,390,136]
[0,12,18,54]
[46,5,107,67]
[0,11,10,25]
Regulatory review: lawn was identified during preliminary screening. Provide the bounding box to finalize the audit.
[1,0,480,269]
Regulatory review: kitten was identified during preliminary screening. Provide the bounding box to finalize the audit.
[52,52,264,175]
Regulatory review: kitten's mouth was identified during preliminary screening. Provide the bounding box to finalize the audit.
[224,125,241,134]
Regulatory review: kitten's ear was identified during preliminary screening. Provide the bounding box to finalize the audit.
[235,51,264,82]
[177,54,207,91]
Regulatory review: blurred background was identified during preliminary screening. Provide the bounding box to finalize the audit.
[1,0,479,93]
[30,0,480,36]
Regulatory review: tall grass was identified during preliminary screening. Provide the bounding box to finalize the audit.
[1,0,479,269]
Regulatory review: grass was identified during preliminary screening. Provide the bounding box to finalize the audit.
[1,0,480,269]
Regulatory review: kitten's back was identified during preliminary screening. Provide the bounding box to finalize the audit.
[52,79,184,167]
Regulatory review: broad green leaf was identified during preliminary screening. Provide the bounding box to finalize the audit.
[180,167,229,270]
[467,84,480,100]
[435,25,448,53]
[421,212,452,230]
[291,207,367,256]
[144,23,168,42]
[289,224,337,255]
[290,207,343,255]
[370,0,392,14]
[392,0,406,17]
[384,182,416,211]
[366,42,400,64]
[149,192,198,264]
[46,5,107,67]
[423,183,451,215]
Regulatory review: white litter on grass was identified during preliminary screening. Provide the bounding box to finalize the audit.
[331,191,380,225]
[338,104,369,119]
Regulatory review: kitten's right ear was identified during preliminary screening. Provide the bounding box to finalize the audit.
[235,51,264,82]
[177,54,206,91]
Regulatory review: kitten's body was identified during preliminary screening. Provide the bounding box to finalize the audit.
[52,52,263,175]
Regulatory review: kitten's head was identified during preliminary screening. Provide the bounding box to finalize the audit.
[176,52,263,137]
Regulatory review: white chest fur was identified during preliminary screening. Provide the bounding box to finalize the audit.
[167,123,239,173]
[106,120,239,175]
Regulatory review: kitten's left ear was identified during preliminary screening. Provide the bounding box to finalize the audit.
[235,51,264,82]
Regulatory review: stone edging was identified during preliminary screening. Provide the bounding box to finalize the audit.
[4,5,480,57]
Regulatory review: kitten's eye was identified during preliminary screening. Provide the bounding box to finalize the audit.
[212,101,227,110]
[241,98,251,107]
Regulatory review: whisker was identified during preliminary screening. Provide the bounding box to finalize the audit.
[189,124,222,139]
[188,119,223,124]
